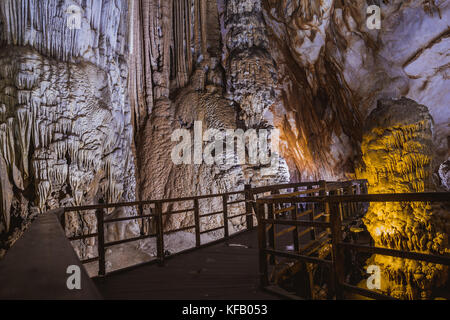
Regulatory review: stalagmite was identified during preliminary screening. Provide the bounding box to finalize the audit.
[224,0,277,128]
[358,98,449,299]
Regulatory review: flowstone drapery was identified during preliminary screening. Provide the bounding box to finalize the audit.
[0,0,137,259]
[358,98,449,299]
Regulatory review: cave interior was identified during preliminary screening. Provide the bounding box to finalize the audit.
[0,0,449,300]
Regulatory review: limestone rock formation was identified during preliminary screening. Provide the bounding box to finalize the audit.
[0,0,137,259]
[262,0,449,181]
[223,0,277,127]
[0,0,290,254]
[129,0,289,229]
[358,97,449,299]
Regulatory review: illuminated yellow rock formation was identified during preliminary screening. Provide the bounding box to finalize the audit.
[358,98,449,299]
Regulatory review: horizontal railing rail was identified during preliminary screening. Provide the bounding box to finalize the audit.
[257,192,450,203]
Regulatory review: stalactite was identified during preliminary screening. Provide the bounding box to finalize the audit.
[185,0,193,76]
[0,1,137,256]
[16,106,31,180]
[128,0,289,236]
[0,155,12,232]
[200,0,208,58]
[174,0,188,88]
[193,0,201,59]
[37,180,50,212]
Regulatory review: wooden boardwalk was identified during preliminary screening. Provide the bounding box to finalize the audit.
[0,210,101,300]
[94,230,279,300]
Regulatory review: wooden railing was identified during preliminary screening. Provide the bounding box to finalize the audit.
[55,180,365,277]
[255,191,450,300]
[58,188,251,276]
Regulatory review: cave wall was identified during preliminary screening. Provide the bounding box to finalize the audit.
[0,0,137,257]
[223,0,277,127]
[260,0,449,298]
[262,0,449,182]
[0,0,292,251]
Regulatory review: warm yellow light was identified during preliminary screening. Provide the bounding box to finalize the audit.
[356,99,448,299]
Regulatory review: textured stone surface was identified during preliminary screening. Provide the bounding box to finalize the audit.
[0,0,290,253]
[357,98,449,299]
[0,0,137,259]
[129,0,289,234]
[223,0,277,127]
[263,0,449,181]
[0,0,448,293]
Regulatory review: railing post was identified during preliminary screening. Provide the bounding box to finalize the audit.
[319,180,327,222]
[194,198,201,246]
[60,209,66,232]
[96,206,106,277]
[355,183,361,196]
[361,181,368,195]
[150,205,157,235]
[308,185,316,241]
[346,185,355,217]
[138,203,145,236]
[257,202,269,287]
[244,184,254,230]
[336,189,344,221]
[222,194,229,238]
[268,203,276,265]
[329,200,345,299]
[358,181,367,213]
[291,204,299,253]
[155,202,164,266]
[268,189,279,266]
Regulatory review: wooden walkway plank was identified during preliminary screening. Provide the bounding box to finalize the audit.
[0,210,101,300]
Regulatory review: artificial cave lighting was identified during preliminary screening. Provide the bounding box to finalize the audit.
[357,98,449,299]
